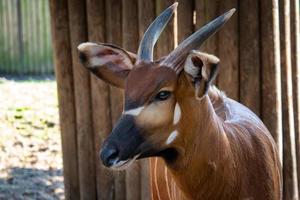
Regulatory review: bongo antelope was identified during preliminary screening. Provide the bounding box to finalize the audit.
[78,3,281,199]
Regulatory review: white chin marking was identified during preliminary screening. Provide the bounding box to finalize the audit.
[166,130,178,145]
[110,154,140,171]
[123,106,144,116]
[173,103,181,125]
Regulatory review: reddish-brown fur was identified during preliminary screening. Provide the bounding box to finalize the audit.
[150,74,282,200]
[78,36,282,200]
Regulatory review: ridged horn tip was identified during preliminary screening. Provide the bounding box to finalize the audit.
[160,8,236,71]
[224,8,236,20]
[136,2,178,63]
[170,2,178,11]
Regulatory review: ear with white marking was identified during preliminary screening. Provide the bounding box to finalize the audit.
[77,42,136,88]
[183,50,219,99]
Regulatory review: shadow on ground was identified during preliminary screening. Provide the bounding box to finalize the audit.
[0,77,64,199]
[0,167,63,200]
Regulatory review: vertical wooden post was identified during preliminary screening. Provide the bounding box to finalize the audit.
[260,0,283,162]
[195,0,218,55]
[28,0,34,73]
[49,0,80,199]
[177,0,194,44]
[217,0,239,100]
[122,1,142,200]
[138,1,156,199]
[105,1,126,199]
[290,0,300,196]
[86,0,115,199]
[35,0,41,74]
[24,0,30,73]
[0,0,7,73]
[67,0,97,199]
[6,0,12,74]
[280,0,299,199]
[32,0,38,73]
[239,0,261,116]
[16,0,24,74]
[156,0,176,57]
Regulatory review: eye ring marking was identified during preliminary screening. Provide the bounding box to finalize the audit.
[155,90,171,101]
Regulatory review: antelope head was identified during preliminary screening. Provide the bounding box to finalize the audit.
[78,3,235,169]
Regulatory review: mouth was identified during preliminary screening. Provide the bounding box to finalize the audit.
[110,154,141,170]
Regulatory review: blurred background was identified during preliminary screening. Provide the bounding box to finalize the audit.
[0,0,63,199]
[1,0,300,199]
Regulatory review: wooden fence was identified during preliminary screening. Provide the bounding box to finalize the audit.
[50,0,300,199]
[0,0,53,75]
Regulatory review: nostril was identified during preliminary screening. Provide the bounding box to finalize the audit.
[107,148,118,160]
[100,144,119,167]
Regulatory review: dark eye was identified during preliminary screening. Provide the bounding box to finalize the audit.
[155,91,171,101]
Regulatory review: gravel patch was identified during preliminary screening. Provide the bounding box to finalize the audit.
[0,77,64,199]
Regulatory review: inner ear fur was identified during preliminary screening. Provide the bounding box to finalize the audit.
[183,50,220,99]
[77,42,136,88]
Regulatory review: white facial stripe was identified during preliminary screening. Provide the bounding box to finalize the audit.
[173,103,181,124]
[123,106,145,116]
[166,130,178,145]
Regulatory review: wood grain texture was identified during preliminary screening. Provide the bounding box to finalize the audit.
[217,0,239,100]
[49,0,300,198]
[239,0,261,116]
[279,0,299,199]
[195,0,218,55]
[86,0,115,199]
[49,0,80,199]
[260,0,283,162]
[155,0,176,58]
[122,0,142,199]
[290,0,300,196]
[67,0,97,199]
[177,0,194,44]
[105,0,126,199]
[138,1,156,199]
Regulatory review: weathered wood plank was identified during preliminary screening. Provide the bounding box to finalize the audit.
[105,0,126,199]
[86,0,115,199]
[122,0,142,199]
[138,1,156,199]
[67,0,97,199]
[290,0,300,196]
[260,0,283,161]
[239,0,261,116]
[217,0,239,100]
[49,0,80,199]
[155,0,176,57]
[16,0,24,74]
[1,0,8,73]
[195,0,218,55]
[138,0,156,44]
[177,0,194,44]
[6,0,13,73]
[279,0,299,199]
[24,0,30,73]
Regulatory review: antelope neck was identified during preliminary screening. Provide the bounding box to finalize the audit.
[165,86,234,199]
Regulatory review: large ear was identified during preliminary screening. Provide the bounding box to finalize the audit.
[77,42,136,88]
[183,50,219,99]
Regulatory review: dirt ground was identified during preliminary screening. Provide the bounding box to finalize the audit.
[0,77,64,199]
